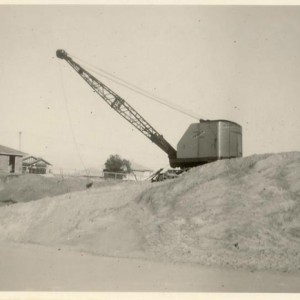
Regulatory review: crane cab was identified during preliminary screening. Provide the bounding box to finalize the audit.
[170,120,242,168]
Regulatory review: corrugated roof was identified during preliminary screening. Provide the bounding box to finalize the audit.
[0,144,26,156]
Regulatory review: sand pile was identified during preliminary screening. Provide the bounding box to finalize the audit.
[0,181,151,256]
[132,152,300,272]
[0,152,299,273]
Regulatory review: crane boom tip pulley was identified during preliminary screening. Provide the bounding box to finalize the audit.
[56,49,68,60]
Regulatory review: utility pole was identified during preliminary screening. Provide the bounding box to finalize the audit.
[19,131,22,151]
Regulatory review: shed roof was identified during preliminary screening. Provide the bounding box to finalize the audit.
[0,144,26,156]
[22,155,38,162]
[26,158,52,166]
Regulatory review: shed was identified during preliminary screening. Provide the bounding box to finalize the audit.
[0,144,25,175]
[22,156,52,174]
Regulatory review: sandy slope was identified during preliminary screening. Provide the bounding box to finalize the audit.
[0,152,300,291]
[132,152,300,272]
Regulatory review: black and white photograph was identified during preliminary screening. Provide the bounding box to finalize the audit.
[0,2,300,296]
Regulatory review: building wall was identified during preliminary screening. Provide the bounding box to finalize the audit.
[0,155,9,174]
[23,163,51,174]
[0,154,23,174]
[15,156,23,174]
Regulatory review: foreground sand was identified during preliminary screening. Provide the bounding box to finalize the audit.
[1,241,300,292]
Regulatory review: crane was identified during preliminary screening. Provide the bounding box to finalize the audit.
[56,49,242,169]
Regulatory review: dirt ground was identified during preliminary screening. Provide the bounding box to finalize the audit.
[1,241,300,292]
[0,152,300,292]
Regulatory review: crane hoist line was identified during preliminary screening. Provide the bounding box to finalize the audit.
[56,49,243,169]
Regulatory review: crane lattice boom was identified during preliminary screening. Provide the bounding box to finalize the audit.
[56,49,177,161]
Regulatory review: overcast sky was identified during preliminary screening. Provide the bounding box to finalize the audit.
[0,5,300,171]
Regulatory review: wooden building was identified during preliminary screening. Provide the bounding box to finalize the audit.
[22,156,52,174]
[0,144,24,175]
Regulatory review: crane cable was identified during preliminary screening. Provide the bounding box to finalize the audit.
[69,53,204,121]
[58,61,93,185]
